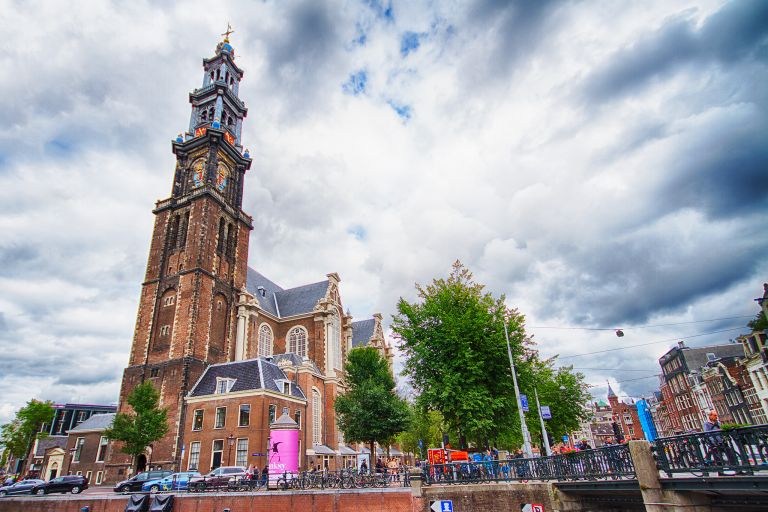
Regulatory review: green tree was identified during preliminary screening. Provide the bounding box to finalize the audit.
[396,406,444,458]
[0,399,55,475]
[103,382,168,463]
[747,311,768,332]
[392,261,531,447]
[335,347,410,459]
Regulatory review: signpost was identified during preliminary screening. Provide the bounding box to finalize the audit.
[430,500,453,512]
[540,406,552,420]
[521,394,529,412]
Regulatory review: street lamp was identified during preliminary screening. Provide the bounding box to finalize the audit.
[227,434,235,465]
[503,321,533,458]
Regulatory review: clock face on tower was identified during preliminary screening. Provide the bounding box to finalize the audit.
[191,158,206,188]
[216,163,229,192]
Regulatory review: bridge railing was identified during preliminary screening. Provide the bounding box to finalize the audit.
[652,424,768,477]
[421,444,635,485]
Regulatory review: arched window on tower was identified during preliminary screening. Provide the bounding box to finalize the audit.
[217,218,225,254]
[287,327,307,358]
[226,223,235,259]
[210,71,214,83]
[152,288,177,351]
[209,293,229,354]
[215,68,221,81]
[168,215,180,252]
[200,109,208,123]
[258,324,273,357]
[312,389,322,446]
[177,211,189,249]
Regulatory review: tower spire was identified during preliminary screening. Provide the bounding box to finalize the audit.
[221,22,234,43]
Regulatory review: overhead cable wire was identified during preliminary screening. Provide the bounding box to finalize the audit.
[530,315,753,331]
[589,375,661,385]
[556,326,745,359]
[571,367,657,372]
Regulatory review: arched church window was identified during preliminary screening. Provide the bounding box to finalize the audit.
[287,327,307,358]
[168,215,180,250]
[312,389,322,445]
[210,71,214,82]
[226,223,234,258]
[200,109,207,122]
[258,324,273,357]
[178,211,189,249]
[216,68,221,81]
[217,218,225,254]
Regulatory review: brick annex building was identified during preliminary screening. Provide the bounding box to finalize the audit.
[104,36,392,482]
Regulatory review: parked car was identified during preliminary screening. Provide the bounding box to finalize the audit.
[30,475,88,495]
[0,479,45,497]
[113,470,174,493]
[188,466,246,491]
[141,472,201,492]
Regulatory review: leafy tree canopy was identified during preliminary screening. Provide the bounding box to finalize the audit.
[103,382,168,458]
[335,347,410,456]
[396,405,444,457]
[0,400,55,470]
[747,311,768,332]
[392,261,589,450]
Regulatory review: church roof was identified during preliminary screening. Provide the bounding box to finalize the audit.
[607,383,617,398]
[69,413,115,433]
[351,318,376,347]
[246,267,329,318]
[189,356,306,400]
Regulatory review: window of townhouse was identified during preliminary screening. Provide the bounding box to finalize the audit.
[96,436,108,462]
[215,407,226,429]
[73,438,85,462]
[192,409,204,431]
[212,440,224,469]
[239,404,250,427]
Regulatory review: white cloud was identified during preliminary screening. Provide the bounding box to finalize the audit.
[0,0,766,421]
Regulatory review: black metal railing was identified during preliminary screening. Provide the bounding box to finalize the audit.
[653,424,768,477]
[182,469,410,492]
[421,444,635,485]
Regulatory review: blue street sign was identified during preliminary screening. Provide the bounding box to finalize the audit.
[540,405,552,420]
[562,435,569,443]
[521,394,529,412]
[418,439,424,449]
[430,500,453,512]
[251,453,266,457]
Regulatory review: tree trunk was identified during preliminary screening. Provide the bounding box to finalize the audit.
[369,440,376,468]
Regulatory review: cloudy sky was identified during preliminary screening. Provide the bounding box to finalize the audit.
[1,0,766,423]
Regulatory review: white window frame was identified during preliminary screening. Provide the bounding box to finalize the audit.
[95,471,103,485]
[212,439,224,468]
[235,438,248,467]
[73,437,85,462]
[85,471,92,482]
[188,441,201,471]
[287,326,307,358]
[258,323,273,357]
[216,378,236,394]
[238,404,250,427]
[214,407,226,429]
[96,436,108,462]
[312,388,322,446]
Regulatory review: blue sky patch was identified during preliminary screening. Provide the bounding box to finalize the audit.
[363,0,394,22]
[347,224,367,241]
[342,70,368,96]
[387,100,412,122]
[401,32,422,57]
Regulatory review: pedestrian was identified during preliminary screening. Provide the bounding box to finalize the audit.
[261,465,268,486]
[360,459,368,474]
[703,410,721,432]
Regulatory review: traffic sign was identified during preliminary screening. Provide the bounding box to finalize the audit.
[540,405,552,420]
[521,394,529,412]
[562,435,569,443]
[251,452,266,456]
[430,500,453,512]
[521,504,544,512]
[419,439,424,449]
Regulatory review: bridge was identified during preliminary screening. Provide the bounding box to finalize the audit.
[415,424,768,511]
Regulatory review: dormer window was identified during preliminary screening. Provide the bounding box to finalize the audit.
[283,382,290,395]
[216,377,236,394]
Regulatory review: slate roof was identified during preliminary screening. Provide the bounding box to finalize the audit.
[681,344,745,373]
[34,436,68,457]
[190,356,306,400]
[245,267,329,318]
[351,318,375,347]
[69,413,115,433]
[607,383,616,398]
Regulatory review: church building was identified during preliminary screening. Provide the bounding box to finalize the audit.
[105,33,392,482]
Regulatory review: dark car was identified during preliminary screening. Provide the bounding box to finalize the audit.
[188,466,246,491]
[113,470,174,493]
[0,479,45,497]
[31,475,88,495]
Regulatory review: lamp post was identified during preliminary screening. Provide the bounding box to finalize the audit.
[227,434,235,465]
[503,321,533,458]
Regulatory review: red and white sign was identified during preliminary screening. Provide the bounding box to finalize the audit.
[521,505,544,512]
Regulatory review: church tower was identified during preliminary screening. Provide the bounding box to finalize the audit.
[107,31,253,479]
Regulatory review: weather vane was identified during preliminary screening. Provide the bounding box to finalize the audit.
[222,22,234,42]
